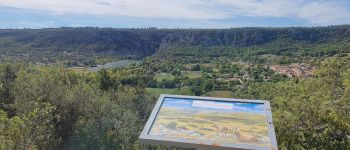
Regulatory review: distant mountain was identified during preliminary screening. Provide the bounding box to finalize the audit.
[0,26,350,62]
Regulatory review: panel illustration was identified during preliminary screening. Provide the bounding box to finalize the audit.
[148,97,270,146]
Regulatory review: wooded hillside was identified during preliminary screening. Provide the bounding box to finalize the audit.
[0,26,350,63]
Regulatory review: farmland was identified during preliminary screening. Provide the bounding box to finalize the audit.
[206,90,234,98]
[182,71,202,79]
[146,88,179,96]
[155,73,175,82]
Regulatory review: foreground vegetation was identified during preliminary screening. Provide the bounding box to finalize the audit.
[0,56,349,149]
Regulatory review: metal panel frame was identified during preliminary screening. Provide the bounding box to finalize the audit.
[140,94,278,150]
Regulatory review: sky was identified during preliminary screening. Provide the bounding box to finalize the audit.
[162,98,265,113]
[0,0,349,29]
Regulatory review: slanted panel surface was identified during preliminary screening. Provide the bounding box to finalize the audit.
[140,94,277,150]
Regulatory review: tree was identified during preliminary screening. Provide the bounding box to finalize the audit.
[97,69,113,90]
[192,64,201,71]
[233,57,350,149]
[0,62,22,116]
[1,102,60,150]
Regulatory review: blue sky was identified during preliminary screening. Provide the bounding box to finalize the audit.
[162,98,265,113]
[0,0,349,29]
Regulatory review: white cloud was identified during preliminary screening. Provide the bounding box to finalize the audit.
[297,1,350,25]
[16,20,55,29]
[165,98,192,105]
[232,105,265,113]
[214,0,294,17]
[0,0,349,25]
[192,100,233,110]
[0,0,229,19]
[215,0,350,25]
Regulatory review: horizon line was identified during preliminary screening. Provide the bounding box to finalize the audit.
[0,24,349,30]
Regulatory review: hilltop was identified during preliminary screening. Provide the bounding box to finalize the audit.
[0,26,350,64]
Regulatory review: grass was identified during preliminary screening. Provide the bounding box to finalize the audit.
[182,71,202,79]
[67,67,90,74]
[146,88,194,96]
[89,60,142,71]
[69,60,142,72]
[206,90,233,98]
[155,73,175,82]
[146,88,179,96]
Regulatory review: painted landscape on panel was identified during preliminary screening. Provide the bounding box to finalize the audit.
[149,98,270,146]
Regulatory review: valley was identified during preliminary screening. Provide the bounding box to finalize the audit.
[0,26,349,149]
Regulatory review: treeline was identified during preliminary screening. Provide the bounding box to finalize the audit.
[156,39,350,64]
[1,26,350,64]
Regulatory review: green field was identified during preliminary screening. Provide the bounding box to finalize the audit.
[89,60,142,71]
[146,88,194,96]
[182,71,202,79]
[206,90,233,98]
[146,88,179,96]
[68,67,91,74]
[155,73,175,82]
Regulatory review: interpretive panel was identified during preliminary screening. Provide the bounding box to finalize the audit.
[140,94,277,150]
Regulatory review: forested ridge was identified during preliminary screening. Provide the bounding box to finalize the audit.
[0,26,350,63]
[0,26,350,150]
